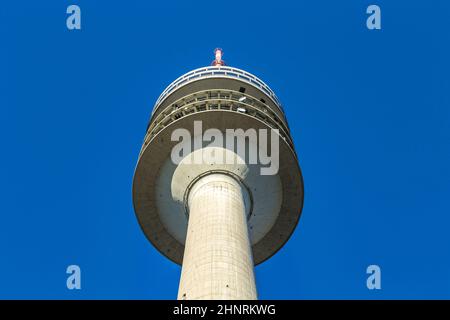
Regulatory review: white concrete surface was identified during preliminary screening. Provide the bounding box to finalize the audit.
[133,109,304,266]
[156,145,282,246]
[177,173,257,300]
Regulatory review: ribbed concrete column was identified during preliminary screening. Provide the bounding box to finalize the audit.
[177,173,257,300]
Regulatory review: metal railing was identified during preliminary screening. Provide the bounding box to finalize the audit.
[152,66,284,115]
[141,89,294,158]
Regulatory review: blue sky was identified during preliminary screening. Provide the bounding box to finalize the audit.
[1,1,449,299]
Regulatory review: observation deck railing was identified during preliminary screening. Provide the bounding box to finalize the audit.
[152,66,284,115]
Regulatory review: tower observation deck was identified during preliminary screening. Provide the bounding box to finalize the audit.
[132,52,304,299]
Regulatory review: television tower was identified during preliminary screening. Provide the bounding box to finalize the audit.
[132,49,304,299]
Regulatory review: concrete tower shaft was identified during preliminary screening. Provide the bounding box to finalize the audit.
[178,173,257,300]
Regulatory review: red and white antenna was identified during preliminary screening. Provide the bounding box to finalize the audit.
[211,48,226,66]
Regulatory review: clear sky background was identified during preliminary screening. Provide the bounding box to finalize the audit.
[1,1,449,299]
